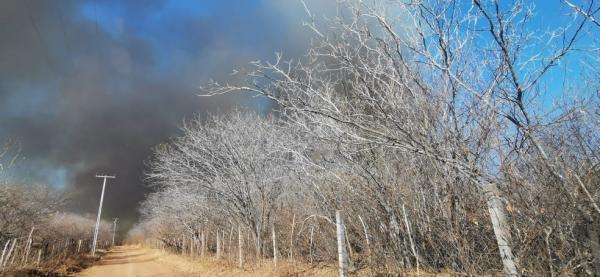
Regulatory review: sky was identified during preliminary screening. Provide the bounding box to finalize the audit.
[0,0,594,234]
[0,0,338,233]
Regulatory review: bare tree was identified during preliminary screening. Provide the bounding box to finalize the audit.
[134,0,598,275]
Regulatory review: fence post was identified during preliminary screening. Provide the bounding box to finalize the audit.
[272,222,277,267]
[309,226,314,264]
[336,210,348,277]
[36,249,42,266]
[190,234,194,257]
[200,231,205,257]
[216,229,221,258]
[238,225,243,268]
[181,235,185,255]
[483,184,519,277]
[228,226,234,258]
[289,214,295,261]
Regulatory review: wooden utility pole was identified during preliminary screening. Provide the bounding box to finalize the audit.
[112,218,119,246]
[91,174,115,256]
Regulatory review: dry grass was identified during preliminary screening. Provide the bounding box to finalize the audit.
[155,251,338,276]
[147,248,462,277]
[2,252,102,277]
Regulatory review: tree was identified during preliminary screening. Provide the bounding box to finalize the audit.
[201,0,598,275]
[145,109,309,257]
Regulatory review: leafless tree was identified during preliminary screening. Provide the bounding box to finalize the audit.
[136,0,598,275]
[145,110,311,257]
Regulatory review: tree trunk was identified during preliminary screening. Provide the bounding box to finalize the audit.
[3,239,17,267]
[358,215,373,273]
[587,215,600,275]
[228,226,234,257]
[0,240,10,267]
[402,204,419,276]
[190,235,194,257]
[22,226,34,264]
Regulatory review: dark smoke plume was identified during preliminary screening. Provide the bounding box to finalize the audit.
[0,0,331,233]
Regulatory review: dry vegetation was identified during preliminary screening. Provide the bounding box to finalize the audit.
[0,143,113,276]
[1,0,597,276]
[130,0,599,276]
[137,245,434,277]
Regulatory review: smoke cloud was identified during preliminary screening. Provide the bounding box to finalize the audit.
[0,0,331,233]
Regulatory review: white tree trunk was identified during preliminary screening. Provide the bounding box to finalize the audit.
[483,184,519,277]
[402,204,419,276]
[254,226,261,258]
[22,226,34,264]
[0,240,10,267]
[358,215,373,269]
[336,210,349,277]
[9,239,17,266]
[190,235,194,257]
[3,239,17,267]
[228,226,234,256]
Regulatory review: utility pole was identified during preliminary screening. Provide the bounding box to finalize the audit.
[91,174,115,256]
[112,218,119,246]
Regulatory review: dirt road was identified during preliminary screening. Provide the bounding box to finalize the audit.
[77,246,189,277]
[77,245,340,277]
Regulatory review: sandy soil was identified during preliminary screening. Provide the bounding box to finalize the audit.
[77,246,190,277]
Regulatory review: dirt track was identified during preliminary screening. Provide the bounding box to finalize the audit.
[77,246,189,277]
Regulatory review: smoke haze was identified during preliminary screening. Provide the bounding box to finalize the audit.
[0,0,332,233]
